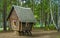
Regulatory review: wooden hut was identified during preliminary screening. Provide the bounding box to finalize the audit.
[7,5,36,35]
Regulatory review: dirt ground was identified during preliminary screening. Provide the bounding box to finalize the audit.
[0,30,60,38]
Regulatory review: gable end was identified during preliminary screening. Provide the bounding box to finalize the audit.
[7,7,14,20]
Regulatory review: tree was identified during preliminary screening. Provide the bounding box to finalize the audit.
[3,0,7,31]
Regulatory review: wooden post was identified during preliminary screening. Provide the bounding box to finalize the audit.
[21,22,22,31]
[32,23,34,30]
[26,22,27,27]
[19,22,21,31]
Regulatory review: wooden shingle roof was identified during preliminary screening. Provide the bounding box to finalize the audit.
[8,5,37,23]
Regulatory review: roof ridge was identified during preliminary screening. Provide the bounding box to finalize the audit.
[12,5,31,9]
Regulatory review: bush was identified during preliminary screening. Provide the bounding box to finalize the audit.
[49,24,56,30]
[44,25,49,30]
[44,24,56,30]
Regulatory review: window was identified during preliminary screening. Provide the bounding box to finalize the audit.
[13,20,16,26]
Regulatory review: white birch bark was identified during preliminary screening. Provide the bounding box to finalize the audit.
[50,0,58,29]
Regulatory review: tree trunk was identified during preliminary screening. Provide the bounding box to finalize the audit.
[45,13,47,26]
[3,0,7,31]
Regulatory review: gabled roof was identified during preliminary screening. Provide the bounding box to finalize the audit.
[7,5,37,23]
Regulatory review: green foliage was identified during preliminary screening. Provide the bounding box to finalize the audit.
[49,24,56,30]
[34,22,40,28]
[44,24,56,30]
[44,26,49,30]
